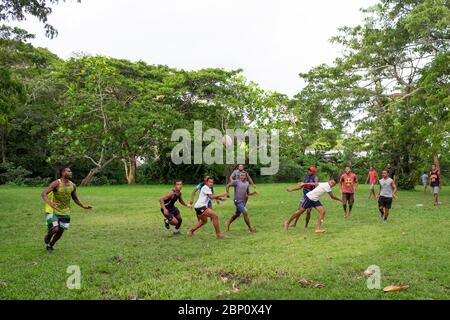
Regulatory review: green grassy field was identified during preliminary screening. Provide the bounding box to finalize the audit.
[0,184,448,300]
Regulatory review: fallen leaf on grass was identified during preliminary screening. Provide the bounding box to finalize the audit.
[232,282,240,293]
[0,281,7,287]
[383,285,409,292]
[220,276,228,284]
[298,278,325,288]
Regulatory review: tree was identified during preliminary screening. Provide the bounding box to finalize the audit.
[295,0,450,188]
[0,0,80,38]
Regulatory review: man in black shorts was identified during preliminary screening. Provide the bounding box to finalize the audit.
[159,180,191,235]
[377,170,397,223]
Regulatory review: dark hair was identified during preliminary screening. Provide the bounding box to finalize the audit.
[206,177,214,182]
[330,175,339,182]
[175,180,183,184]
[59,167,70,177]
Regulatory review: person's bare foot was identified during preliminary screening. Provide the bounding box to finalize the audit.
[249,227,256,233]
[216,233,226,240]
[315,229,326,234]
[187,229,194,237]
[284,221,289,231]
[226,220,231,231]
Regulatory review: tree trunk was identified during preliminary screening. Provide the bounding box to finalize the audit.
[81,167,100,186]
[433,154,440,171]
[0,127,6,163]
[123,157,137,185]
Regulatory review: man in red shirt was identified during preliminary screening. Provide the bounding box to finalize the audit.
[365,166,378,200]
[340,166,358,218]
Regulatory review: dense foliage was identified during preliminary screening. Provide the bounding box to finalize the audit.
[0,0,448,188]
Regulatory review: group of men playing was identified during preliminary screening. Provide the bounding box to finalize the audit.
[283,165,398,234]
[158,164,257,240]
[40,163,441,252]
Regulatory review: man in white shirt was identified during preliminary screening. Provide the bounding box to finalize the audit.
[284,178,342,234]
[188,177,228,239]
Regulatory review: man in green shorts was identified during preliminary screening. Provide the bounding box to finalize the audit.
[41,167,93,252]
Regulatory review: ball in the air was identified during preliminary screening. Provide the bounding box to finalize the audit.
[222,135,233,147]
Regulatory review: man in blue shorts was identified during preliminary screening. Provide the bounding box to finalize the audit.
[225,172,258,232]
[288,167,319,228]
[284,177,342,234]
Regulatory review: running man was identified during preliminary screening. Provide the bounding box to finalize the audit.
[225,172,258,232]
[340,166,358,218]
[288,167,319,228]
[429,164,441,206]
[41,167,92,253]
[421,171,428,193]
[229,164,256,192]
[159,180,191,235]
[284,178,342,234]
[377,170,397,223]
[365,166,379,200]
[188,177,227,239]
[189,176,221,211]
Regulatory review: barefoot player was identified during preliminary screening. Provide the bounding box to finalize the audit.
[41,167,92,253]
[429,164,441,206]
[225,172,257,232]
[366,166,378,200]
[159,180,191,235]
[284,178,342,234]
[189,176,221,210]
[188,177,227,239]
[377,170,397,223]
[340,166,358,218]
[288,167,319,229]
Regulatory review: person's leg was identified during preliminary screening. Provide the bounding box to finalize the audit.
[348,193,354,217]
[379,206,385,220]
[314,206,326,233]
[169,217,179,226]
[49,227,64,247]
[45,226,58,245]
[226,214,239,231]
[383,208,390,221]
[304,208,312,229]
[434,188,439,206]
[285,208,305,231]
[188,216,207,236]
[243,214,255,232]
[173,214,182,234]
[342,194,348,217]
[203,209,225,239]
[291,197,305,227]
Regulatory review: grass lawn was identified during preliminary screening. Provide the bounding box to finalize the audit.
[0,183,449,300]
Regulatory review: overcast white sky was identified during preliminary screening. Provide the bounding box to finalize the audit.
[15,0,377,97]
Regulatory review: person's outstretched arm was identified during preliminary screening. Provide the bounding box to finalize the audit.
[328,192,343,203]
[71,186,93,210]
[287,182,304,193]
[179,195,192,208]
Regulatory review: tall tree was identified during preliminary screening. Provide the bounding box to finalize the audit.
[0,0,80,38]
